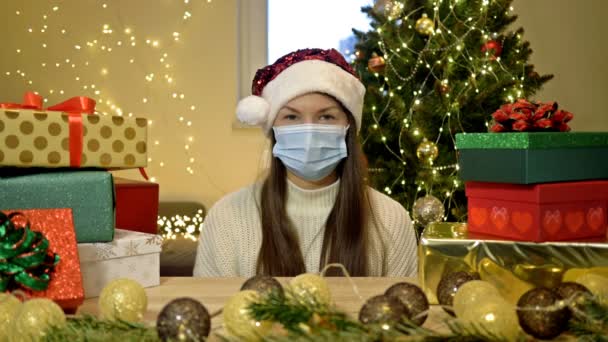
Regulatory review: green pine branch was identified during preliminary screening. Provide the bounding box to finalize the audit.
[42,315,159,342]
[569,297,608,341]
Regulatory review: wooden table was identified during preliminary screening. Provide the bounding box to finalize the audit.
[78,277,452,334]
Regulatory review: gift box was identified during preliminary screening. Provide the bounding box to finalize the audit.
[419,222,608,305]
[0,169,114,243]
[1,209,84,312]
[455,132,608,184]
[77,229,162,298]
[114,177,159,234]
[466,180,608,241]
[0,92,147,169]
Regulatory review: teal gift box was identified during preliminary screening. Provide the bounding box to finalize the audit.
[0,169,114,242]
[455,132,608,184]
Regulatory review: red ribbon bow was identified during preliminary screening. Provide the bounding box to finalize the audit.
[490,99,574,133]
[1,92,150,181]
[1,91,95,167]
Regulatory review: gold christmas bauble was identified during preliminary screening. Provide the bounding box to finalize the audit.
[99,278,148,322]
[223,290,272,341]
[0,294,22,340]
[367,53,386,73]
[460,298,521,340]
[416,139,439,164]
[289,273,332,306]
[452,280,500,318]
[574,273,608,305]
[415,13,435,36]
[11,298,66,341]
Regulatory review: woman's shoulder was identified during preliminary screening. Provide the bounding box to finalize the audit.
[366,186,412,229]
[207,183,262,217]
[366,187,408,214]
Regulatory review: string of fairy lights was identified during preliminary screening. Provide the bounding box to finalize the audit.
[3,1,215,239]
[359,0,525,219]
[3,1,216,183]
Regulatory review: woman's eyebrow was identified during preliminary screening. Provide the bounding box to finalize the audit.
[282,105,301,113]
[315,106,340,113]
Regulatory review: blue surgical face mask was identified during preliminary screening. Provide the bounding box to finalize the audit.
[272,124,349,181]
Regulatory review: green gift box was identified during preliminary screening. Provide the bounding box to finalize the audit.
[0,169,114,242]
[455,132,608,184]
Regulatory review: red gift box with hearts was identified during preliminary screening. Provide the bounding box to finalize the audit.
[466,180,608,242]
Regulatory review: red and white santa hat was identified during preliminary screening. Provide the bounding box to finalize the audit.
[236,48,366,135]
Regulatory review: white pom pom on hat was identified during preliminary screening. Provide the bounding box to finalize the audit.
[236,95,270,126]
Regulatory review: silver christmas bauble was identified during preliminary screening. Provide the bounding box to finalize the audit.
[412,195,444,227]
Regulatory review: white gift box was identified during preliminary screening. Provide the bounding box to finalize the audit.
[78,229,163,298]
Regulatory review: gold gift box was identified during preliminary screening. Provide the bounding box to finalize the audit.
[418,222,608,304]
[0,109,147,168]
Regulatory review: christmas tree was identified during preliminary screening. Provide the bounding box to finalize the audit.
[352,0,552,232]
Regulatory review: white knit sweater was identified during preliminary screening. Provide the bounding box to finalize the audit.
[193,180,418,277]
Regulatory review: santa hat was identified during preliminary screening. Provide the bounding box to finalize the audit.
[236,48,366,135]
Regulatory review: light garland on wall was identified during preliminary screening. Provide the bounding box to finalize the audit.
[157,209,205,241]
[3,0,214,183]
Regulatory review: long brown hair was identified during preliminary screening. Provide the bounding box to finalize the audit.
[256,105,370,276]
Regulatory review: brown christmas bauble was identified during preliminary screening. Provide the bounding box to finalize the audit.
[437,271,480,316]
[516,288,570,340]
[367,53,386,73]
[415,14,434,36]
[359,294,409,325]
[385,282,429,326]
[156,297,211,341]
[241,275,284,298]
[554,282,591,317]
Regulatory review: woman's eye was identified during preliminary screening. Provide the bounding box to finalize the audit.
[319,114,336,121]
[284,114,298,120]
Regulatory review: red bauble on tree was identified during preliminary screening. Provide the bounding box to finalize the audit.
[481,40,502,60]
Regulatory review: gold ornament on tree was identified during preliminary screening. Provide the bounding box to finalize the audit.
[416,138,439,164]
[373,0,402,18]
[415,13,435,36]
[99,278,148,322]
[367,53,386,73]
[412,195,445,228]
[223,290,272,340]
[11,298,66,341]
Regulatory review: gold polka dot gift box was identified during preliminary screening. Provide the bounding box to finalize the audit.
[0,92,147,169]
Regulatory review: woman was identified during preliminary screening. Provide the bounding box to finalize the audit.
[193,48,417,277]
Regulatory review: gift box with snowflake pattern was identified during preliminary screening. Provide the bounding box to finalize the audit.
[77,229,162,298]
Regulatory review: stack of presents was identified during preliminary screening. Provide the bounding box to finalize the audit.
[0,92,160,312]
[418,105,608,304]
